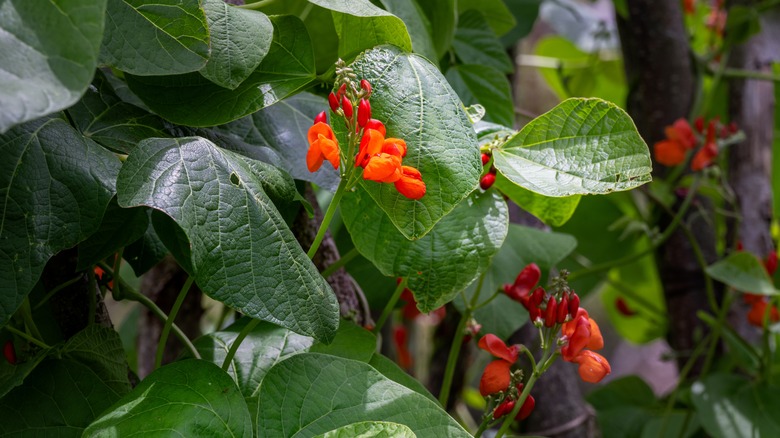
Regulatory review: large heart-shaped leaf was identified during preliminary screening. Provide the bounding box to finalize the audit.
[84,359,252,437]
[316,422,416,438]
[0,0,106,133]
[453,11,513,73]
[200,0,273,89]
[100,0,209,76]
[61,325,132,395]
[0,347,48,399]
[76,198,149,271]
[706,251,778,295]
[126,15,315,127]
[349,45,481,239]
[123,211,170,276]
[493,98,652,196]
[256,353,470,437]
[343,189,508,312]
[116,137,339,342]
[446,64,515,127]
[0,117,119,327]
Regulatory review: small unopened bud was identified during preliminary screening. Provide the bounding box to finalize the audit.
[337,83,347,100]
[544,296,557,327]
[568,293,580,318]
[328,92,339,112]
[342,96,353,118]
[481,153,490,166]
[360,79,372,97]
[358,98,371,127]
[314,111,327,125]
[557,295,569,324]
[3,341,15,365]
[480,172,496,190]
[531,287,545,307]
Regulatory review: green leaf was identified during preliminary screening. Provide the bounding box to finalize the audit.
[0,117,119,327]
[77,198,149,271]
[84,359,252,437]
[100,0,209,76]
[124,211,170,276]
[455,224,576,339]
[415,0,457,58]
[501,0,541,45]
[493,98,652,197]
[0,0,106,133]
[343,190,508,312]
[494,173,581,227]
[0,347,48,399]
[706,251,778,295]
[316,422,416,438]
[640,413,700,438]
[66,71,169,154]
[308,0,412,61]
[380,0,438,63]
[348,45,481,239]
[200,0,273,89]
[61,325,132,395]
[691,374,780,438]
[213,92,340,192]
[458,0,517,36]
[587,376,659,438]
[256,353,470,437]
[126,15,316,127]
[453,11,514,73]
[0,359,121,436]
[446,64,515,127]
[116,137,339,342]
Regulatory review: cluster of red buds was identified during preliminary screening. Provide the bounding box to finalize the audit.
[653,116,738,171]
[307,60,425,199]
[479,152,496,190]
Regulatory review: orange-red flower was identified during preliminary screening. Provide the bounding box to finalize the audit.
[478,334,519,363]
[503,263,541,307]
[571,350,612,383]
[363,153,402,182]
[653,118,697,167]
[561,308,609,383]
[665,118,696,149]
[691,121,718,171]
[747,299,780,327]
[307,122,340,172]
[394,166,426,200]
[480,359,512,396]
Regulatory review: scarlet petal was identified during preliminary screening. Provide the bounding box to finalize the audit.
[363,153,402,182]
[480,360,512,396]
[382,138,407,158]
[478,334,519,363]
[654,139,686,166]
[665,118,696,149]
[691,142,718,171]
[517,395,535,420]
[394,166,426,199]
[306,143,324,172]
[493,400,515,419]
[365,119,386,136]
[308,122,336,144]
[562,316,590,361]
[356,129,385,168]
[586,318,604,350]
[572,351,611,383]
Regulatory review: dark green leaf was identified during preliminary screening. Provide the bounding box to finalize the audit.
[493,98,652,196]
[256,353,470,437]
[349,45,481,239]
[316,422,416,438]
[640,412,700,438]
[501,0,542,46]
[0,359,121,436]
[123,212,170,276]
[0,347,48,399]
[66,71,168,154]
[588,375,656,410]
[0,0,106,132]
[495,173,581,226]
[725,6,762,46]
[116,137,339,342]
[84,359,252,437]
[61,325,132,395]
[77,198,149,271]
[100,0,209,76]
[453,11,514,73]
[380,0,438,63]
[200,0,273,89]
[706,251,778,295]
[126,15,316,127]
[415,0,457,58]
[0,117,119,327]
[343,190,508,312]
[458,0,517,36]
[446,64,515,126]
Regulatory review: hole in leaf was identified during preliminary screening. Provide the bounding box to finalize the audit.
[230,172,241,187]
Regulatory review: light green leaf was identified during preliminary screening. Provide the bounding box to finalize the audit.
[126,15,315,127]
[691,374,780,438]
[380,0,438,63]
[455,224,576,339]
[348,45,481,239]
[100,0,209,76]
[116,137,339,342]
[0,359,121,436]
[493,98,652,196]
[256,353,470,437]
[66,71,169,154]
[200,0,273,89]
[61,325,132,395]
[343,190,508,312]
[495,174,581,226]
[84,359,252,437]
[308,0,412,61]
[453,11,514,73]
[0,117,119,327]
[459,0,517,36]
[415,0,457,58]
[706,251,778,295]
[446,64,514,127]
[0,0,106,133]
[316,421,416,438]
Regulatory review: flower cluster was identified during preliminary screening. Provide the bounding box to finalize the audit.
[306,63,426,200]
[479,153,496,190]
[653,117,737,171]
[477,334,535,421]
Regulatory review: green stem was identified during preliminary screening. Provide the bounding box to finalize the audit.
[568,176,702,282]
[20,298,43,342]
[4,325,50,349]
[494,348,553,438]
[155,276,195,370]
[373,278,407,335]
[700,52,729,117]
[33,275,81,310]
[235,0,278,9]
[321,247,359,278]
[222,318,261,372]
[474,414,494,438]
[112,248,125,299]
[307,179,347,259]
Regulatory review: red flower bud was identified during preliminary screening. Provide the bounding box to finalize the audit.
[480,172,496,190]
[337,83,347,100]
[3,341,15,365]
[694,116,704,133]
[517,394,535,420]
[568,293,580,318]
[341,96,353,118]
[360,79,372,97]
[480,360,512,396]
[557,295,569,324]
[544,296,557,327]
[481,153,490,166]
[314,111,327,125]
[765,250,778,276]
[493,400,515,419]
[328,92,339,112]
[530,306,542,322]
[358,98,371,127]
